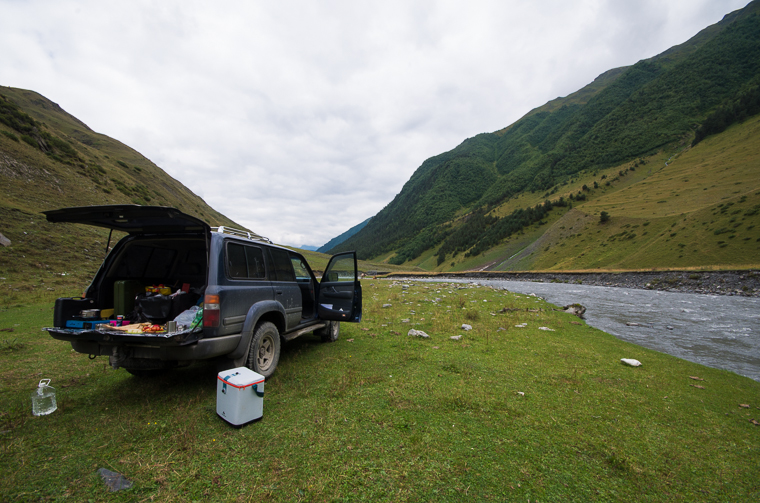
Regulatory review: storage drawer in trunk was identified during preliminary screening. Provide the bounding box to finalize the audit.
[54,298,97,328]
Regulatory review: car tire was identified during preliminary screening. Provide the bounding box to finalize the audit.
[317,320,340,343]
[247,321,281,378]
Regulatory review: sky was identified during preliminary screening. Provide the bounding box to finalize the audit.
[0,0,750,248]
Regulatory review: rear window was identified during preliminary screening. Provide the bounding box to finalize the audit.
[226,243,266,279]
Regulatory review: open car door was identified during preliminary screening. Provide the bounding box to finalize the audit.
[317,252,362,322]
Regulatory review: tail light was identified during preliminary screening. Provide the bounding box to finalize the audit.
[204,294,220,327]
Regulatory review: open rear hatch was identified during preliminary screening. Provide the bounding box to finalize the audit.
[43,204,210,235]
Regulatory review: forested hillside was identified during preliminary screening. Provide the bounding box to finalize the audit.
[330,1,760,271]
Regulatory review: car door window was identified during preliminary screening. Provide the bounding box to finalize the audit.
[291,256,311,280]
[323,255,355,282]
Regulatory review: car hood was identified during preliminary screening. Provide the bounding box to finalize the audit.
[43,205,210,235]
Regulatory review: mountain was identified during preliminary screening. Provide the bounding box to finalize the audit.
[0,87,245,303]
[331,1,760,271]
[317,217,371,253]
[299,245,320,251]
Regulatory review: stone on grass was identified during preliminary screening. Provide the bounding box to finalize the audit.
[461,324,472,331]
[408,329,430,338]
[98,468,133,492]
[450,335,462,341]
[621,358,642,367]
[382,304,392,308]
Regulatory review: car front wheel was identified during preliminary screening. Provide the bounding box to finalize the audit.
[317,320,340,342]
[247,321,281,378]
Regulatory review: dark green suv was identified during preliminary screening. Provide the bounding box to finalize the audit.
[43,205,362,377]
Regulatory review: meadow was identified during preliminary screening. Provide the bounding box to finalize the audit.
[1,280,759,501]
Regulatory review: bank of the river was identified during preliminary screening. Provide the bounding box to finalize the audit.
[385,269,760,297]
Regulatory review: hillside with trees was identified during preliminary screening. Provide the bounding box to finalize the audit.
[329,1,760,271]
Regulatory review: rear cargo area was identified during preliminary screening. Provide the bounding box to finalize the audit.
[53,235,207,330]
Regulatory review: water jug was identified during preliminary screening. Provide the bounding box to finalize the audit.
[31,379,57,416]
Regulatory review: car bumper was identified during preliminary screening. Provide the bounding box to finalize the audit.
[45,327,241,361]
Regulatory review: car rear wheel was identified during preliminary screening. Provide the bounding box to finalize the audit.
[317,321,340,342]
[247,321,281,377]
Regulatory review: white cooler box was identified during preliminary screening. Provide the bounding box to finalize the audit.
[216,367,265,426]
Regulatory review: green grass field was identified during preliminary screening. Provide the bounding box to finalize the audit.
[1,280,758,501]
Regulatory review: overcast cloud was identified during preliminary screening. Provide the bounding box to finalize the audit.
[0,0,749,247]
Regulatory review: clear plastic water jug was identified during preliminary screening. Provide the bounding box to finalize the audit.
[31,379,57,416]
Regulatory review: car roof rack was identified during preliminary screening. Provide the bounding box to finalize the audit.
[211,226,272,243]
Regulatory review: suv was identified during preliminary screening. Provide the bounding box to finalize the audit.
[43,205,362,377]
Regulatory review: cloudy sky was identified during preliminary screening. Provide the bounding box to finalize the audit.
[1,0,749,248]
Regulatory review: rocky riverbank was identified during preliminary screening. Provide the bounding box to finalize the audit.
[384,270,760,297]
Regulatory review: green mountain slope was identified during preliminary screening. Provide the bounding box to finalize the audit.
[331,0,760,271]
[0,87,247,303]
[318,217,371,253]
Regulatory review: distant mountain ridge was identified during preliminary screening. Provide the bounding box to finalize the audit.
[318,217,371,253]
[329,0,760,271]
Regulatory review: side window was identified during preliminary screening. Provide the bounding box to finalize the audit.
[226,243,266,280]
[324,255,355,282]
[290,255,311,280]
[227,243,248,278]
[245,246,266,279]
[269,248,296,282]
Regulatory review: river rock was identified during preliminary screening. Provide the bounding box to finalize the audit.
[563,303,586,319]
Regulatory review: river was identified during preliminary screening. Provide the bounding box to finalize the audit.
[413,278,760,382]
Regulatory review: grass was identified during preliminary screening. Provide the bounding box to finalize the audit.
[1,281,759,501]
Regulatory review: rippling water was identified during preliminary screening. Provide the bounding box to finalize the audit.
[415,278,760,382]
